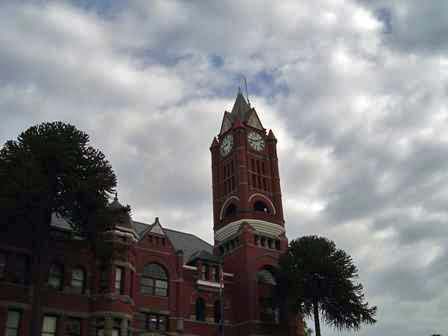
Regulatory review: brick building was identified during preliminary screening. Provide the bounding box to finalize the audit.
[0,92,303,336]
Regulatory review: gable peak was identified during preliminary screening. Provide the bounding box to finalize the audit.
[150,217,165,236]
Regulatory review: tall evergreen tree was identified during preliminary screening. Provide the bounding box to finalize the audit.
[0,122,117,336]
[279,236,377,336]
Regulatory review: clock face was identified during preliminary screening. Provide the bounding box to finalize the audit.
[247,131,265,151]
[220,134,234,156]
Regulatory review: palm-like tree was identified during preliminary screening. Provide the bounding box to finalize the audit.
[279,236,377,336]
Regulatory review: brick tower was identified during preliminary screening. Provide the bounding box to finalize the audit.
[210,91,300,335]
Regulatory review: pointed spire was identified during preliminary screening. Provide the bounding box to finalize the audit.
[267,129,277,141]
[210,137,219,148]
[231,90,251,122]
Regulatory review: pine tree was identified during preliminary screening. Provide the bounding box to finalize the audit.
[0,122,117,336]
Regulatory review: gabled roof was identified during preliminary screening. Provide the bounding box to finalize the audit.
[246,109,264,130]
[51,215,213,263]
[133,219,213,262]
[219,112,233,134]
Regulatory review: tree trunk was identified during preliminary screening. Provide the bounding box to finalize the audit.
[313,298,321,336]
[30,212,51,336]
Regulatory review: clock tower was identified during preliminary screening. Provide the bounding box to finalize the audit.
[210,90,285,240]
[210,91,298,335]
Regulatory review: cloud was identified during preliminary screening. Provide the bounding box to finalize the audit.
[1,1,447,335]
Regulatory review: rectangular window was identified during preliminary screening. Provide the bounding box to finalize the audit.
[42,316,58,336]
[71,268,85,294]
[129,270,134,298]
[6,310,21,336]
[0,252,6,279]
[14,255,29,285]
[201,265,208,281]
[99,267,108,292]
[275,240,281,250]
[140,277,154,294]
[96,318,104,336]
[115,267,124,294]
[65,318,81,336]
[155,280,168,296]
[48,264,64,290]
[211,267,219,282]
[158,316,167,331]
[112,319,121,336]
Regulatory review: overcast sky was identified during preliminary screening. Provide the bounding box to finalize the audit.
[1,1,447,335]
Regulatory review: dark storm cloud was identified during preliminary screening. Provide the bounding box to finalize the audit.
[1,1,447,335]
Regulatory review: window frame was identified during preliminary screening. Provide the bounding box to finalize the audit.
[140,264,168,297]
[6,310,21,336]
[41,315,58,336]
[14,254,29,285]
[65,317,82,336]
[71,267,86,294]
[48,263,64,290]
[115,267,125,295]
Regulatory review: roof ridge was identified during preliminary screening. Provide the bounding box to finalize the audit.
[132,220,212,247]
[164,228,213,247]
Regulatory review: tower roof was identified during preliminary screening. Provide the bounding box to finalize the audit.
[230,91,251,122]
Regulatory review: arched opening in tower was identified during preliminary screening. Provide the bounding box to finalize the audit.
[257,267,279,324]
[224,203,237,218]
[254,201,270,213]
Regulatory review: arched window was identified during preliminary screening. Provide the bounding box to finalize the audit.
[141,263,168,297]
[71,267,85,294]
[48,263,64,290]
[254,201,270,213]
[224,203,237,218]
[195,298,206,321]
[214,300,222,323]
[257,268,277,285]
[257,267,278,323]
